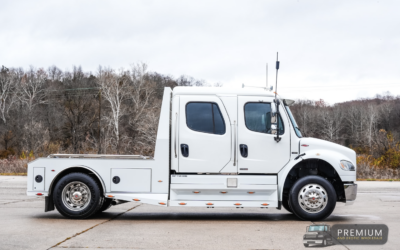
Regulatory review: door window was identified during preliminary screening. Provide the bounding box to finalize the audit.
[244,103,284,135]
[186,102,226,135]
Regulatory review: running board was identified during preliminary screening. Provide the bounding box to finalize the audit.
[170,175,278,207]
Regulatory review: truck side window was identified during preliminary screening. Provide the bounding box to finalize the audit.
[186,102,226,135]
[244,103,284,135]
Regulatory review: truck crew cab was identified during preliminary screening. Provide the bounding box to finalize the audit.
[27,87,358,220]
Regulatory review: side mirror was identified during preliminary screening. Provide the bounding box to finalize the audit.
[270,104,277,124]
[271,102,277,116]
[270,124,277,135]
[271,114,277,124]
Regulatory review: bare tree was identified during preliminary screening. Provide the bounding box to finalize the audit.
[319,107,343,142]
[128,63,156,129]
[97,67,130,154]
[18,67,47,152]
[0,66,18,124]
[61,67,98,154]
[47,65,63,82]
[364,104,378,150]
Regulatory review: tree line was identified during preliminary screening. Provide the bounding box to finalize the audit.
[0,63,219,158]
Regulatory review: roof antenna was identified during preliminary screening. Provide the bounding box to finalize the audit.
[274,52,281,143]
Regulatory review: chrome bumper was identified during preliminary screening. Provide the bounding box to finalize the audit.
[303,240,323,244]
[344,183,357,205]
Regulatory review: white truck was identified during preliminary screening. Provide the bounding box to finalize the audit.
[27,87,357,220]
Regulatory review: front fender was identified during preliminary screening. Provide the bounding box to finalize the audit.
[277,149,356,201]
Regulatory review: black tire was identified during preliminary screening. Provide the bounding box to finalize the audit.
[282,195,292,213]
[304,244,309,247]
[98,198,113,213]
[289,175,336,221]
[53,172,102,219]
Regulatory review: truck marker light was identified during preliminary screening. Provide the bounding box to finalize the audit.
[261,203,269,206]
[51,169,55,172]
[133,199,140,201]
[36,193,43,196]
[193,191,200,193]
[158,180,162,182]
[206,203,214,205]
[301,144,309,147]
[159,202,166,205]
[179,202,186,205]
[220,191,227,194]
[248,192,255,194]
[107,195,114,198]
[234,203,242,206]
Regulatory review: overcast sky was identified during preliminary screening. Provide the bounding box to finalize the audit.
[1,0,399,104]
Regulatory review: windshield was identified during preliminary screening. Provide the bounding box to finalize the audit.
[308,226,327,232]
[285,105,302,138]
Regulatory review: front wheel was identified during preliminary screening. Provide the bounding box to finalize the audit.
[53,172,103,219]
[289,175,336,221]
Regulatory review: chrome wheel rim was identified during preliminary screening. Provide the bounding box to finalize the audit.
[61,181,91,211]
[298,183,328,213]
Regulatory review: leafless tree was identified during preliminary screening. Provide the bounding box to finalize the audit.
[61,67,98,154]
[18,67,47,152]
[128,63,156,126]
[364,104,378,150]
[0,66,19,124]
[319,106,344,142]
[97,67,130,154]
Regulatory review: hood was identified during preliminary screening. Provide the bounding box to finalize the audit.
[300,137,356,165]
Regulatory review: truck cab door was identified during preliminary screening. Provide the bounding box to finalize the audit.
[237,96,290,173]
[178,95,231,173]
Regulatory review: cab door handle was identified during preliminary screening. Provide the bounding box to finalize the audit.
[239,144,248,158]
[181,144,189,157]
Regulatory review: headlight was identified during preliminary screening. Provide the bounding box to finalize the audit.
[340,160,355,171]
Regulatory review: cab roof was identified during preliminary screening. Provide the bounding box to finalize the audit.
[173,86,275,97]
[172,86,295,105]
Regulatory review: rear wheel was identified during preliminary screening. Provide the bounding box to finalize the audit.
[53,172,102,219]
[289,175,336,221]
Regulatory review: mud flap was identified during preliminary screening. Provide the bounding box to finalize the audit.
[45,196,55,212]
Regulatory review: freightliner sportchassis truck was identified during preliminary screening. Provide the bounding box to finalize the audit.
[27,87,357,220]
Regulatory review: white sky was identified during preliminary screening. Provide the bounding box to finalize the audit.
[1,0,399,104]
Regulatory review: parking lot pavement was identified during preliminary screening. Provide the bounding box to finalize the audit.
[0,176,399,250]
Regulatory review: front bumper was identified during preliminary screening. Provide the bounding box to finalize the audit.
[303,239,323,244]
[344,183,357,205]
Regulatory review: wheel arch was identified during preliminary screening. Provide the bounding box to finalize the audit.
[49,166,106,196]
[279,158,345,203]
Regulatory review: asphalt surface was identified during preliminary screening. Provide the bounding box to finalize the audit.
[0,176,399,250]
